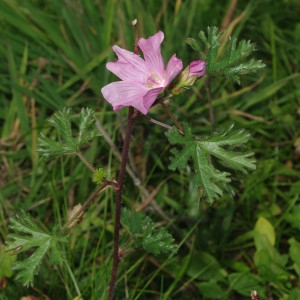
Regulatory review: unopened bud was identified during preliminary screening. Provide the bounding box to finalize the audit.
[170,60,206,95]
[189,60,206,77]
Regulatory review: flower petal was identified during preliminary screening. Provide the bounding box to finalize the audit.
[101,81,161,114]
[106,46,150,82]
[189,60,206,77]
[165,54,183,86]
[101,31,184,114]
[138,31,165,78]
[142,87,163,112]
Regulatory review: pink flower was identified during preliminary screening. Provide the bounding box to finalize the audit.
[101,31,183,114]
[189,60,206,77]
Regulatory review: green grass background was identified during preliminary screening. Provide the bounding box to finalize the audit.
[1,0,300,299]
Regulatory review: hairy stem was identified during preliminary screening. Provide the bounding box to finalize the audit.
[108,106,135,300]
[204,77,215,131]
[142,115,173,130]
[61,181,111,231]
[95,118,141,186]
[76,150,95,172]
[116,111,139,179]
[159,99,184,134]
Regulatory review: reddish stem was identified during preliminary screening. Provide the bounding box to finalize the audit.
[108,20,139,299]
[108,106,135,300]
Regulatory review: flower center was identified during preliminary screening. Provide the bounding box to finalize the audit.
[144,72,164,88]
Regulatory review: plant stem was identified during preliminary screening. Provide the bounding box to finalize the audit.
[108,106,135,300]
[116,110,139,180]
[61,182,111,231]
[77,150,95,172]
[159,99,184,134]
[142,115,173,130]
[204,77,215,131]
[95,118,141,185]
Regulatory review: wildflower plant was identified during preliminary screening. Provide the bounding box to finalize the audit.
[4,21,265,299]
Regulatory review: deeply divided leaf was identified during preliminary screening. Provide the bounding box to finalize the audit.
[77,108,100,147]
[36,107,100,160]
[47,108,76,150]
[121,208,147,235]
[121,208,177,256]
[5,211,68,287]
[188,26,265,83]
[166,123,256,203]
[142,223,177,255]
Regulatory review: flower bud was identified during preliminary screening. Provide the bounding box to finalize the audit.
[189,60,206,78]
[170,60,206,95]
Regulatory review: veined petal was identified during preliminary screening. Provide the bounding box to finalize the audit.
[138,31,165,78]
[142,87,164,113]
[165,54,183,86]
[107,61,148,83]
[101,31,184,115]
[101,81,152,114]
[107,46,150,81]
[189,60,206,77]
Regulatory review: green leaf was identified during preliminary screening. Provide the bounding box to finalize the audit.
[191,26,265,83]
[285,205,300,230]
[37,131,75,159]
[289,238,300,277]
[198,26,221,69]
[76,108,100,147]
[142,223,177,255]
[197,280,223,299]
[166,123,255,203]
[47,107,76,150]
[5,211,68,287]
[121,208,177,256]
[228,272,263,297]
[289,288,300,300]
[0,244,16,278]
[121,208,147,235]
[185,37,202,52]
[254,234,285,267]
[36,107,100,160]
[186,251,226,281]
[254,216,276,246]
[253,234,288,282]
